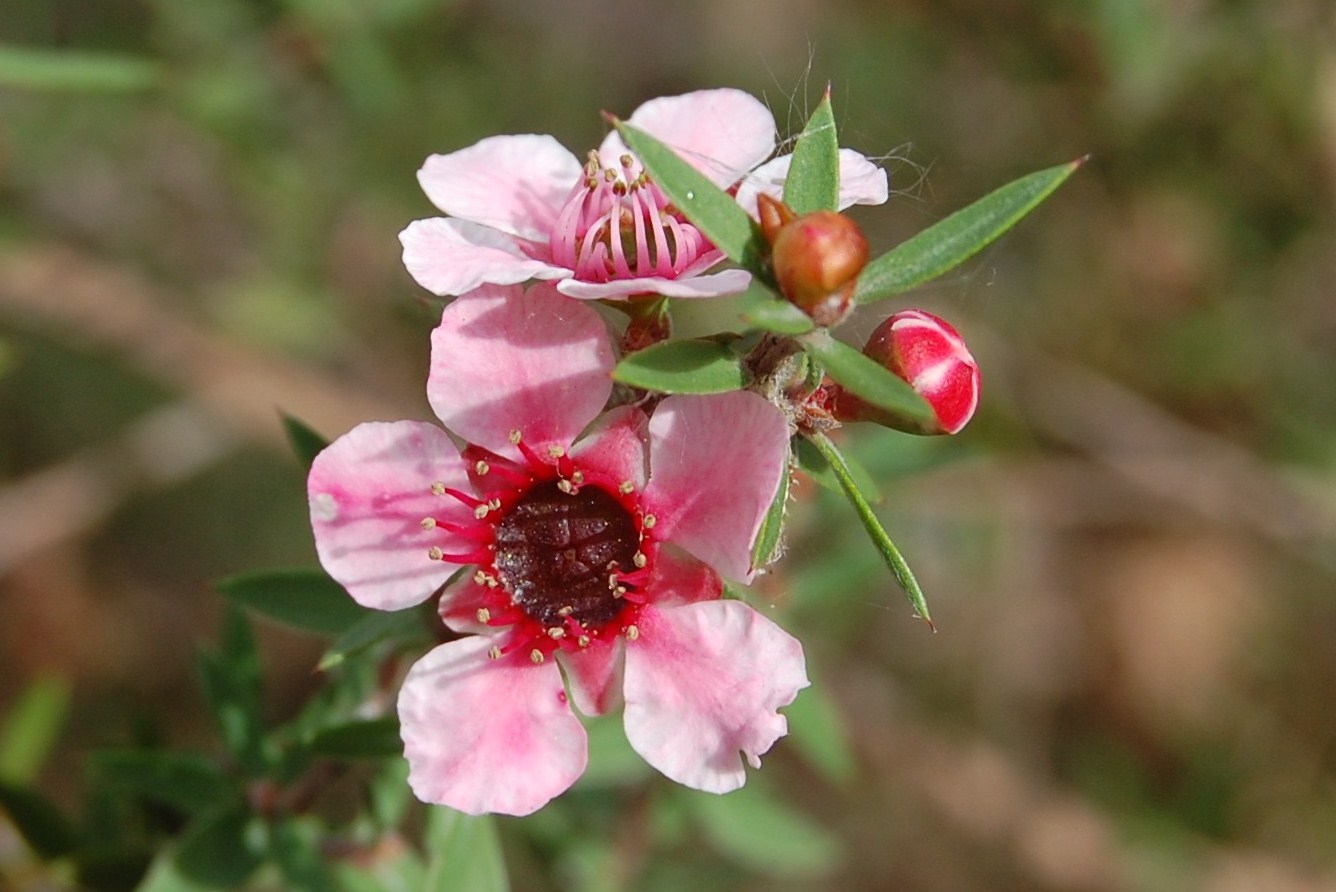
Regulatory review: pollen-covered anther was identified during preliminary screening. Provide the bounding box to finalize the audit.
[508,430,522,445]
[618,480,635,495]
[474,460,490,476]
[530,649,545,664]
[547,627,565,640]
[620,153,633,167]
[614,585,627,597]
[577,635,590,647]
[641,513,657,530]
[633,552,647,569]
[427,546,444,561]
[473,504,489,520]
[476,607,491,624]
[430,481,446,496]
[420,517,437,530]
[625,624,640,641]
[570,470,585,486]
[557,479,575,495]
[547,445,566,459]
[487,646,502,660]
[607,573,619,590]
[557,605,574,617]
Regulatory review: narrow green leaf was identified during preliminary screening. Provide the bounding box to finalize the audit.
[136,805,265,892]
[0,780,78,859]
[0,44,161,92]
[738,294,814,335]
[89,750,232,814]
[804,432,932,626]
[198,608,269,775]
[318,605,427,671]
[270,817,336,892]
[854,156,1086,303]
[280,413,329,471]
[424,807,510,892]
[751,456,791,570]
[613,119,764,271]
[686,781,840,877]
[792,435,880,501]
[216,568,368,635]
[0,674,70,783]
[783,88,840,213]
[800,331,935,430]
[612,339,747,394]
[310,717,402,759]
[783,679,856,784]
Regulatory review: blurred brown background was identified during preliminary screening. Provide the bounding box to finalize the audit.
[3,0,1336,889]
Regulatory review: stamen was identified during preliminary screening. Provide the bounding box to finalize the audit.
[642,513,657,529]
[430,482,446,496]
[420,517,437,530]
[577,635,591,647]
[547,627,565,640]
[474,460,490,476]
[619,481,635,494]
[476,607,491,624]
[530,649,545,664]
[633,552,648,568]
[427,546,444,561]
[625,624,640,641]
[488,646,502,660]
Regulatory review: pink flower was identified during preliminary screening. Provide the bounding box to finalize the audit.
[308,283,806,815]
[400,88,888,301]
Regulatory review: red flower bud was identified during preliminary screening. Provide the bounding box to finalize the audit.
[833,309,980,435]
[763,198,868,328]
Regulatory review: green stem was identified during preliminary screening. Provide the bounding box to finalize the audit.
[805,431,934,629]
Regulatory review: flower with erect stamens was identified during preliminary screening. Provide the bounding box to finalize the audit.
[400,88,888,301]
[307,283,806,816]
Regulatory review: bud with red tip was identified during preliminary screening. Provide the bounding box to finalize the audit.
[759,193,869,328]
[832,309,981,435]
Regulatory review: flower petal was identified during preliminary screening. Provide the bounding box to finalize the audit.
[400,217,569,297]
[399,637,587,816]
[642,392,790,583]
[418,134,583,241]
[601,89,777,188]
[557,636,624,717]
[735,149,889,217]
[622,600,808,793]
[436,573,490,634]
[569,405,650,491]
[308,421,473,611]
[428,283,615,456]
[646,544,723,608]
[556,268,751,301]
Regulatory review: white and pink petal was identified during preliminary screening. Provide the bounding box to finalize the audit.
[427,284,615,458]
[642,392,790,583]
[735,149,889,218]
[400,217,569,297]
[417,134,583,241]
[308,421,472,611]
[557,636,625,717]
[398,636,587,816]
[556,268,752,301]
[569,405,651,492]
[622,600,808,794]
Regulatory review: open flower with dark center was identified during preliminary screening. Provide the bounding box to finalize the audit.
[400,88,888,301]
[307,283,805,815]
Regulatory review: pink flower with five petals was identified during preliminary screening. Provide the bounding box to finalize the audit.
[308,283,807,816]
[400,88,889,301]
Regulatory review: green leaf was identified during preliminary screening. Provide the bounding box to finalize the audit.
[800,331,935,430]
[0,674,69,783]
[613,120,764,271]
[216,568,369,635]
[685,781,840,877]
[318,604,428,672]
[0,44,161,92]
[804,432,932,626]
[854,156,1086,303]
[310,717,402,759]
[280,413,329,471]
[136,805,265,892]
[424,807,510,892]
[88,750,232,815]
[737,293,814,335]
[0,780,78,859]
[612,339,747,394]
[270,817,336,892]
[783,88,840,213]
[751,455,791,570]
[198,608,269,775]
[793,434,880,500]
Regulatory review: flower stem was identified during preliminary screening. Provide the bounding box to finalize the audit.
[804,431,934,630]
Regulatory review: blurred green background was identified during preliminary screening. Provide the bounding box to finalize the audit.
[3,0,1336,890]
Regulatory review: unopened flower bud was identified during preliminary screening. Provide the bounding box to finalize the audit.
[833,309,980,435]
[762,196,869,328]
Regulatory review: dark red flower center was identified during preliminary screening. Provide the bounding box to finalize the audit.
[493,479,640,629]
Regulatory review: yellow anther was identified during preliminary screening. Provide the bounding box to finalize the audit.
[577,635,591,647]
[474,570,487,584]
[530,649,545,664]
[474,460,490,476]
[476,607,491,624]
[420,517,437,530]
[570,470,585,486]
[508,430,522,445]
[633,552,647,569]
[547,627,565,640]
[557,479,575,495]
[625,625,640,641]
[430,482,446,496]
[619,480,635,494]
[642,514,657,530]
[487,646,502,660]
[557,605,574,616]
[474,504,489,520]
[427,546,443,561]
[547,445,566,458]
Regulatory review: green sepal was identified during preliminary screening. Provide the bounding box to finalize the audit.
[751,456,792,570]
[855,156,1086,303]
[783,87,840,214]
[309,717,402,759]
[424,806,510,892]
[800,331,934,430]
[215,567,369,636]
[280,413,329,472]
[612,119,765,274]
[612,338,748,394]
[804,432,933,627]
[0,780,78,859]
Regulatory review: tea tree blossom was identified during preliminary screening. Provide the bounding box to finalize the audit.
[400,89,888,301]
[308,283,806,815]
